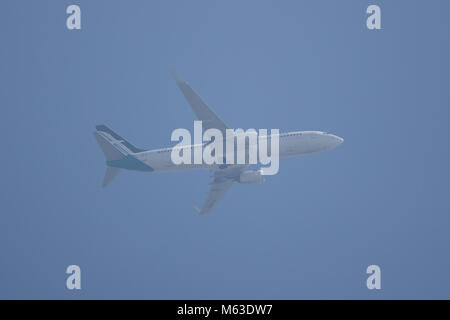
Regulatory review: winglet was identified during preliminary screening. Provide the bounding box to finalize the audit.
[193,205,202,215]
[170,71,183,84]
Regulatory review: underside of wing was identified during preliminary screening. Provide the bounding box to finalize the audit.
[171,72,228,134]
[171,73,245,214]
[194,165,247,215]
[194,179,234,215]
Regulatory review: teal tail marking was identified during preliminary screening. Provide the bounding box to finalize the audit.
[107,155,154,172]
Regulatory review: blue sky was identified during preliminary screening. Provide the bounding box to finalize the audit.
[1,0,449,299]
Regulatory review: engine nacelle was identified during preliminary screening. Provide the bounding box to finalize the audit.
[239,170,265,184]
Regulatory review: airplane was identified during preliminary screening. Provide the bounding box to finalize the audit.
[93,73,344,214]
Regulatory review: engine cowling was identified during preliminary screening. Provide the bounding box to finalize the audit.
[239,170,265,184]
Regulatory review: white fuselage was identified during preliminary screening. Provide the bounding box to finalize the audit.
[133,131,343,172]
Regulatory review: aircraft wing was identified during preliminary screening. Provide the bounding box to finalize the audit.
[194,179,234,215]
[171,73,244,214]
[171,72,228,134]
[194,165,247,215]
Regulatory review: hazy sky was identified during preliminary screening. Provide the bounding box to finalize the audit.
[1,0,449,299]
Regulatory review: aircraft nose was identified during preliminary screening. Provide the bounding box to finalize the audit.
[335,136,344,145]
[328,134,344,148]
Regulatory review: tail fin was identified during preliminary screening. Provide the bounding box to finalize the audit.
[93,125,143,187]
[95,125,144,154]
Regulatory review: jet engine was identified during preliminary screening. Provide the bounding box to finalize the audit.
[239,169,265,184]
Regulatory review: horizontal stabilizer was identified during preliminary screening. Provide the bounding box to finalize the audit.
[103,166,121,188]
